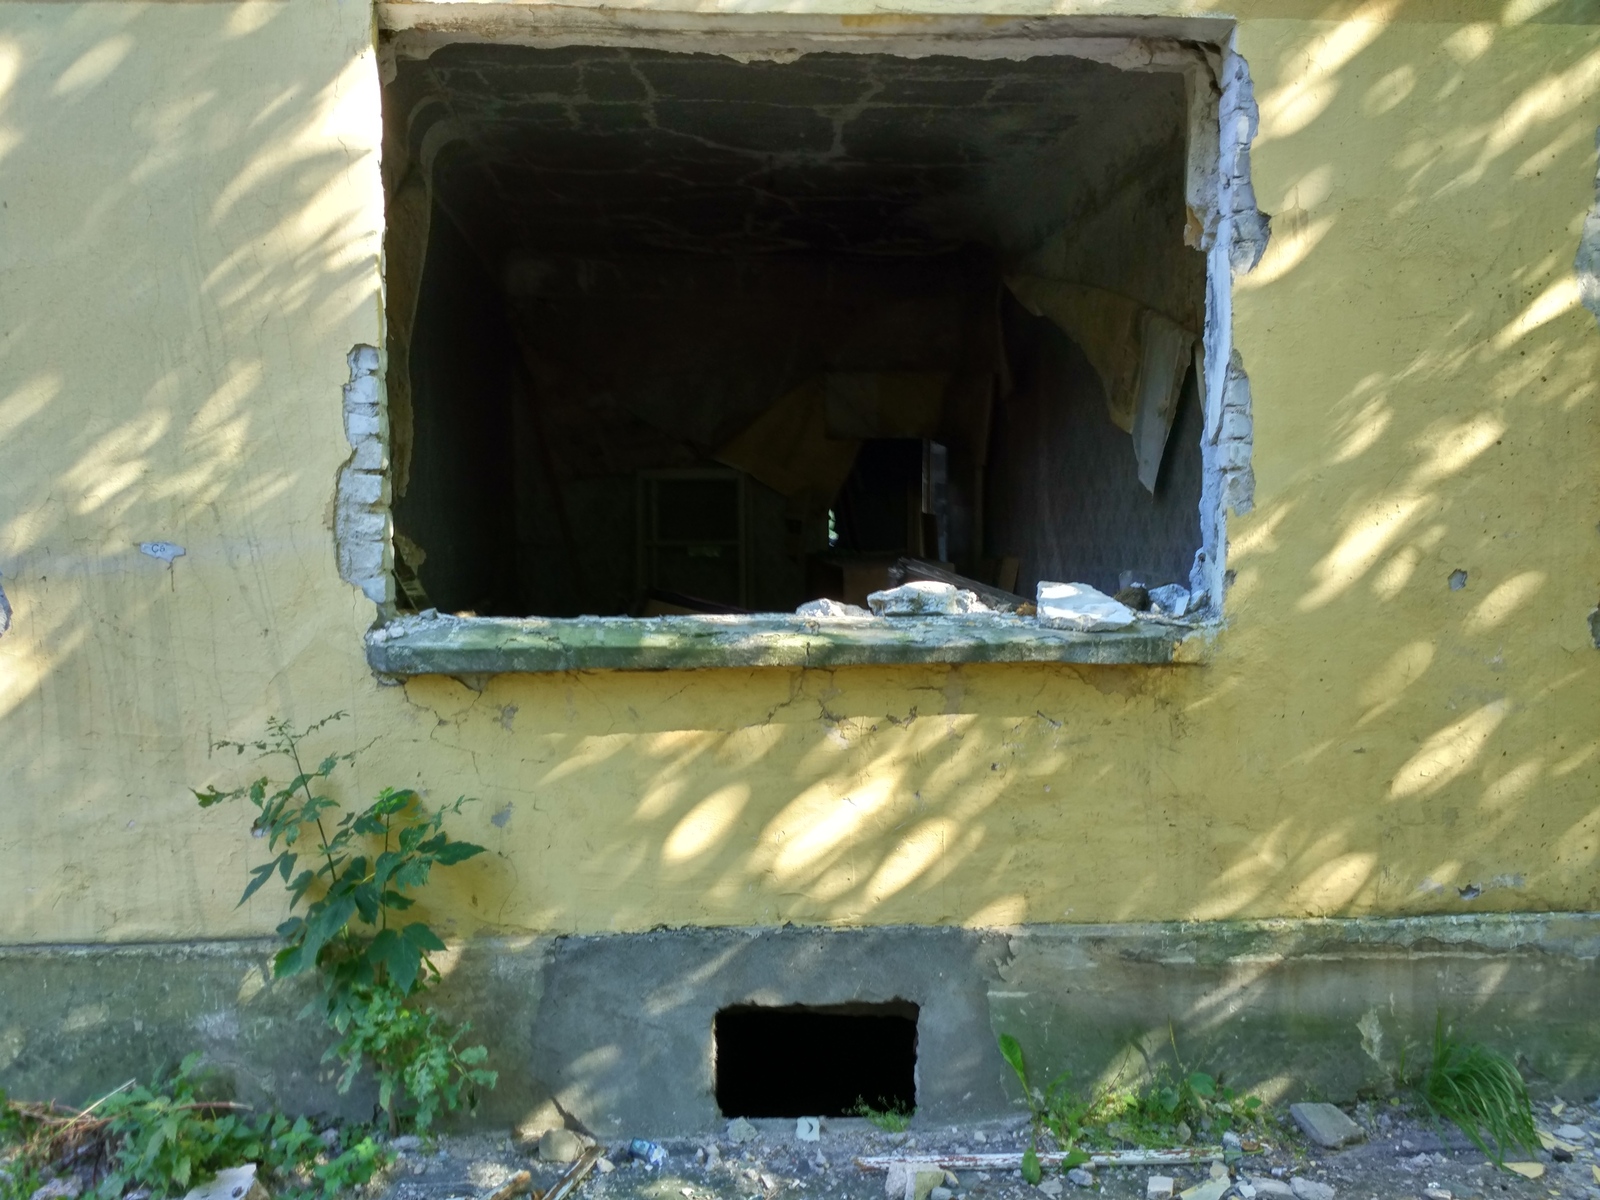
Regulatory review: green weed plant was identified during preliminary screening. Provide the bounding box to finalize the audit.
[196,714,496,1133]
[1,1058,386,1200]
[1414,1015,1537,1167]
[997,1031,1264,1179]
[853,1098,914,1134]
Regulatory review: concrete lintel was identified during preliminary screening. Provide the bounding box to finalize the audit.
[377,7,1237,60]
[364,612,1200,674]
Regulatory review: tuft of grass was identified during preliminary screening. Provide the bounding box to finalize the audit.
[853,1098,913,1134]
[1417,1015,1537,1166]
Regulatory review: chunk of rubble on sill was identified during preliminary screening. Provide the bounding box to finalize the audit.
[868,580,989,616]
[365,608,1212,674]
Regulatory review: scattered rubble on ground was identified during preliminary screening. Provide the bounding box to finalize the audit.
[366,1095,1600,1200]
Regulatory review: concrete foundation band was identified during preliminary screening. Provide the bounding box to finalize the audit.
[2,914,1596,1135]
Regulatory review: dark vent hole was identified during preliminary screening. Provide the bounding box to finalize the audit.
[714,1001,918,1118]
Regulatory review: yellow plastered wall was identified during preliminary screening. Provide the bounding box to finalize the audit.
[1,1,1598,945]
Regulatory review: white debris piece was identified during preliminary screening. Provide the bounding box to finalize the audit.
[868,581,988,616]
[796,1116,821,1142]
[796,598,872,617]
[181,1165,267,1200]
[1035,582,1137,631]
[1146,1177,1175,1200]
[1248,1181,1292,1198]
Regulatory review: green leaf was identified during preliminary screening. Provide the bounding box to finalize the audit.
[1062,1149,1089,1169]
[352,882,382,925]
[298,894,357,966]
[1188,1072,1217,1098]
[402,922,447,953]
[1021,1146,1041,1186]
[429,840,486,866]
[239,859,282,906]
[998,1033,1028,1090]
[194,787,232,808]
[370,929,423,993]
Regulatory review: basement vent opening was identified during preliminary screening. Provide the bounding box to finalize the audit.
[379,40,1236,625]
[714,1001,919,1119]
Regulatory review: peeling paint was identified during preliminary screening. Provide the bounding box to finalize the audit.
[0,572,11,639]
[334,345,392,607]
[138,541,185,564]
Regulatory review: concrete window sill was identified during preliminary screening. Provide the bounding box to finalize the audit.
[365,612,1212,675]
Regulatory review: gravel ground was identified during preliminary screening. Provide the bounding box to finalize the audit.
[373,1097,1600,1200]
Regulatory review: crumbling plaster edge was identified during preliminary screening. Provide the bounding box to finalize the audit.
[1577,127,1600,646]
[1577,125,1600,330]
[334,345,394,609]
[1191,34,1267,615]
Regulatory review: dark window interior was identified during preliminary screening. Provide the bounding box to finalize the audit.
[714,1002,919,1118]
[382,46,1206,617]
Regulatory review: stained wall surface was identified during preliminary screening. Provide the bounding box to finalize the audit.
[1,1,1599,954]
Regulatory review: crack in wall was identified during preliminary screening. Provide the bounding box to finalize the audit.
[334,345,392,607]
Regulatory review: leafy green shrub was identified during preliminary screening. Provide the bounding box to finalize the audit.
[197,714,497,1132]
[1416,1015,1537,1166]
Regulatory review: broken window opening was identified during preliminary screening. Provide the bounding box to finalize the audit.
[373,31,1254,655]
[714,1001,919,1119]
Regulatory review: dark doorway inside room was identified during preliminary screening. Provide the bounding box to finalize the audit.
[714,1002,919,1118]
[382,45,1207,617]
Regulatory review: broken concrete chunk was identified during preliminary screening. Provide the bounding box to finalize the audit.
[538,1129,584,1163]
[1248,1181,1292,1198]
[868,581,988,616]
[796,598,871,617]
[1065,1167,1095,1188]
[1035,1180,1063,1198]
[885,1163,947,1200]
[795,1116,821,1142]
[1555,1123,1589,1140]
[1289,1102,1365,1149]
[1178,1178,1229,1200]
[180,1165,267,1200]
[726,1117,759,1144]
[484,1171,534,1200]
[930,1189,953,1200]
[1148,584,1191,617]
[1288,1179,1335,1200]
[1113,584,1151,611]
[1036,582,1137,631]
[1146,1176,1175,1200]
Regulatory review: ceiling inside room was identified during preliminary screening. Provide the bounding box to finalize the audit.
[385,45,1192,259]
